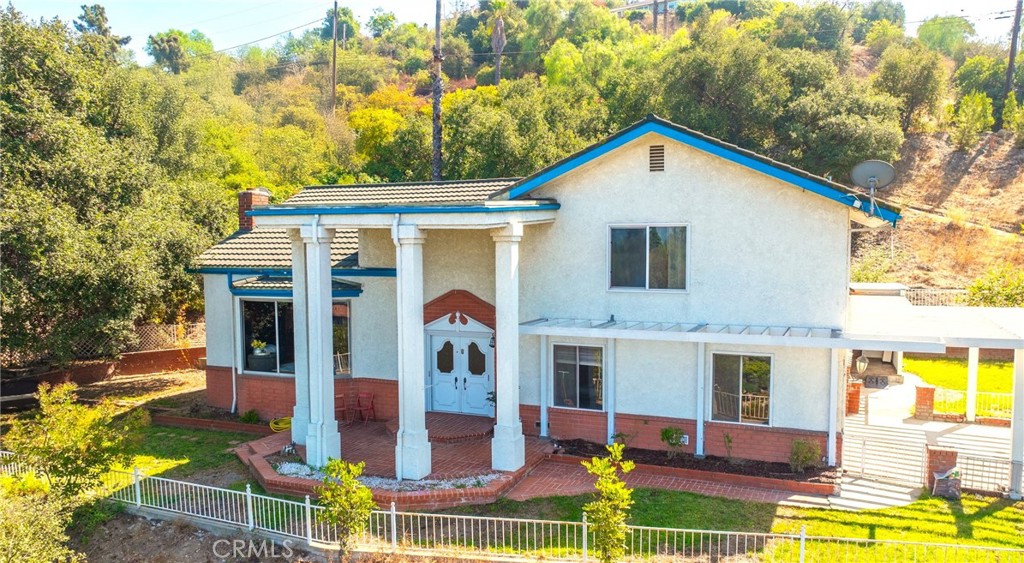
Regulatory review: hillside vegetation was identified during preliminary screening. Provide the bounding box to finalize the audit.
[3,0,1023,365]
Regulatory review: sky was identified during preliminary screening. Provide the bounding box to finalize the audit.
[13,0,1022,64]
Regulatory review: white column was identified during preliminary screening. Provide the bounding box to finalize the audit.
[695,342,706,457]
[395,225,431,480]
[606,339,616,445]
[966,347,979,422]
[492,222,525,472]
[289,229,309,445]
[539,335,549,437]
[302,223,341,467]
[827,348,840,466]
[1010,348,1023,499]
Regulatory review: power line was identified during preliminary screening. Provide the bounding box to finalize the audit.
[213,18,323,54]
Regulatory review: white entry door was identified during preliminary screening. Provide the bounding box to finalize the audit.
[429,334,493,416]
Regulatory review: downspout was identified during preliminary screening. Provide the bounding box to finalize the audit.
[391,213,403,480]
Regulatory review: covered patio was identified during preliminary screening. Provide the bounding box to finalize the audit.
[846,294,1024,498]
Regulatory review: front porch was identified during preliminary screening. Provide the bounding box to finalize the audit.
[236,416,554,510]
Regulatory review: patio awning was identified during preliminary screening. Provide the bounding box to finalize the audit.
[518,317,946,352]
[847,295,1024,350]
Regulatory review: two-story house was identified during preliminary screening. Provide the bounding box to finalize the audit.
[193,115,962,480]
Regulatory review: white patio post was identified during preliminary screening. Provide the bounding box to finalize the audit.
[492,222,525,472]
[289,230,309,445]
[966,347,979,422]
[695,342,706,457]
[394,224,431,480]
[539,334,549,437]
[302,222,341,467]
[606,339,616,445]
[827,348,840,466]
[1010,348,1024,500]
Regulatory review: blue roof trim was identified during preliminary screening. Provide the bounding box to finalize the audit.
[247,203,560,217]
[190,266,396,277]
[505,120,901,226]
[230,288,363,298]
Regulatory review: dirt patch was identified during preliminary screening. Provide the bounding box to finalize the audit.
[73,512,323,562]
[182,464,250,489]
[556,439,840,485]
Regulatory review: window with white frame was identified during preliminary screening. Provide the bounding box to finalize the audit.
[241,299,350,375]
[711,353,771,425]
[553,345,603,410]
[609,225,687,290]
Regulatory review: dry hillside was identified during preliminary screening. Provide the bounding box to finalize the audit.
[851,130,1024,288]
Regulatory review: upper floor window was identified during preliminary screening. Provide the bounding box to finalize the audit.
[609,225,687,290]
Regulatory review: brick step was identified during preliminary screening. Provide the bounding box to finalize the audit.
[383,413,494,444]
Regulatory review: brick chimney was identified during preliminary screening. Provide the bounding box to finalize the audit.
[237,187,271,231]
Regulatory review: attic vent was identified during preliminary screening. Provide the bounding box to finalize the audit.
[649,145,665,172]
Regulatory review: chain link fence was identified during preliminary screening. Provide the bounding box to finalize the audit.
[904,289,968,307]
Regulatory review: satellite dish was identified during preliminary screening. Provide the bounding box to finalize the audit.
[850,160,896,191]
[849,160,896,218]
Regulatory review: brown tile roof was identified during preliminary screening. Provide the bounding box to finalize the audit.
[197,178,519,272]
[195,228,358,271]
[232,276,361,292]
[284,178,519,206]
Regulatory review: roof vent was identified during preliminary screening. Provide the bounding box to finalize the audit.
[649,145,665,172]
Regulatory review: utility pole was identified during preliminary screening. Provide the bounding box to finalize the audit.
[331,0,338,114]
[664,0,669,36]
[342,22,347,50]
[652,0,658,35]
[1004,0,1023,112]
[431,0,443,181]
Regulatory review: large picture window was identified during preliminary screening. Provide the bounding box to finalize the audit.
[242,301,294,374]
[711,353,771,425]
[553,345,603,410]
[241,299,350,375]
[610,225,687,290]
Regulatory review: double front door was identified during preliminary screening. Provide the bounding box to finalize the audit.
[429,335,493,416]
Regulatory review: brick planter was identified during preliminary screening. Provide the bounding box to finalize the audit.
[547,454,839,496]
[925,445,958,490]
[915,386,935,419]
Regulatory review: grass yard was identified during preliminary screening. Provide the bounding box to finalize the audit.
[116,423,255,482]
[442,489,1024,549]
[903,357,1014,393]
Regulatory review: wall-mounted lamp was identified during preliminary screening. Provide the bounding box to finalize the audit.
[489,335,495,348]
[855,354,869,375]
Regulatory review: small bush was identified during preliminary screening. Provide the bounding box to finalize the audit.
[965,263,1024,307]
[0,486,83,562]
[239,409,262,424]
[789,440,822,473]
[316,459,376,553]
[582,443,635,563]
[950,92,995,151]
[659,427,687,459]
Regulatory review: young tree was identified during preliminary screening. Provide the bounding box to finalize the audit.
[865,19,904,56]
[4,384,149,498]
[950,91,994,151]
[0,482,83,563]
[316,459,377,553]
[582,443,636,563]
[1004,92,1024,147]
[873,42,946,131]
[368,8,397,38]
[917,16,975,59]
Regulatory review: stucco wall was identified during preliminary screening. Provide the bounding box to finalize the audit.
[519,132,850,328]
[348,276,398,380]
[615,340,698,419]
[203,274,234,368]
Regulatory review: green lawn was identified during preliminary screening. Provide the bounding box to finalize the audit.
[903,357,1014,393]
[116,423,255,479]
[442,489,1024,549]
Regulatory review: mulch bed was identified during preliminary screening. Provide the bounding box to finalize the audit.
[556,439,840,485]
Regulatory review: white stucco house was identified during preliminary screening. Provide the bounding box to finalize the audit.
[193,115,1023,494]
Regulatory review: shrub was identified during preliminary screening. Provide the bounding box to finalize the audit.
[789,440,822,473]
[1004,91,1024,148]
[965,263,1024,307]
[0,487,83,563]
[659,427,687,459]
[4,383,148,498]
[866,19,903,56]
[950,92,995,151]
[582,443,635,563]
[239,409,262,424]
[316,459,376,553]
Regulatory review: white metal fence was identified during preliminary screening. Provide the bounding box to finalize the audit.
[960,455,1012,495]
[904,288,968,307]
[933,388,1012,420]
[4,456,1024,561]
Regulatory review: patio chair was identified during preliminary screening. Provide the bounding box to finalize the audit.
[354,392,376,424]
[334,393,351,426]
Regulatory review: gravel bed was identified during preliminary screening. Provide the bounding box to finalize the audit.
[275,462,501,491]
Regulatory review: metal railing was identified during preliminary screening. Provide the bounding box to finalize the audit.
[934,388,967,415]
[977,392,1013,419]
[4,455,1024,561]
[904,288,968,307]
[960,455,1012,495]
